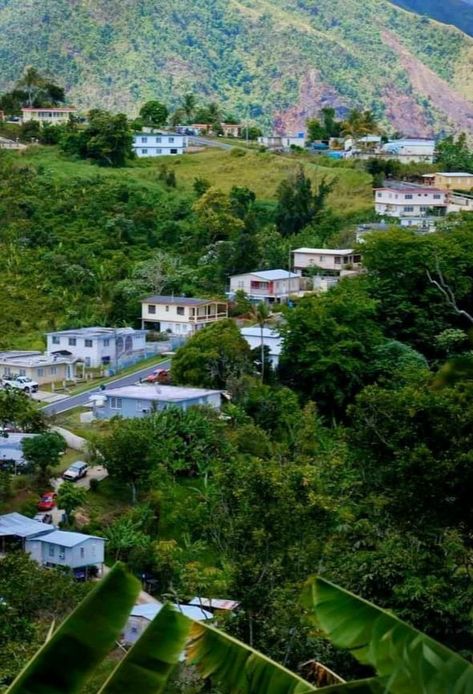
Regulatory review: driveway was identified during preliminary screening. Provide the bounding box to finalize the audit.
[52,464,108,492]
[41,359,171,416]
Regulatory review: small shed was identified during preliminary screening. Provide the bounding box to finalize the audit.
[25,530,105,578]
[188,597,241,613]
[0,512,54,552]
[123,602,213,646]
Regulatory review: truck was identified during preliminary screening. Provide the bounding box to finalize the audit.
[1,376,39,393]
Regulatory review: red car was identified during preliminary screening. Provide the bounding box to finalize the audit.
[37,491,57,511]
[143,369,171,385]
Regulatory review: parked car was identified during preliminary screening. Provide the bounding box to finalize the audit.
[1,376,39,393]
[37,491,57,511]
[62,461,88,481]
[143,369,171,385]
[34,512,54,524]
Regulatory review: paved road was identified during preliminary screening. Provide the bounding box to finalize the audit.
[42,359,171,416]
[189,136,239,150]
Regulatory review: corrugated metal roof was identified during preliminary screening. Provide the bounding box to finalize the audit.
[0,512,53,538]
[31,530,104,547]
[131,602,212,621]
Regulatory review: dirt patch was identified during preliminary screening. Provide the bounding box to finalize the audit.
[381,86,432,137]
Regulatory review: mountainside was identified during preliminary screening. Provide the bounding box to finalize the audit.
[390,0,473,37]
[0,0,472,135]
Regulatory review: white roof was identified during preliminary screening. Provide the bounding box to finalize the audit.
[47,327,145,339]
[188,597,240,611]
[131,602,212,621]
[103,384,222,402]
[240,326,280,340]
[434,172,473,177]
[233,269,299,280]
[31,530,104,547]
[293,248,354,255]
[0,353,72,367]
[0,512,53,538]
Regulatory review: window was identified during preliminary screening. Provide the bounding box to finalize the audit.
[50,367,57,375]
[404,194,413,199]
[377,192,382,198]
[319,256,324,261]
[37,368,44,376]
[433,194,441,199]
[110,397,122,410]
[420,206,428,212]
[80,547,85,559]
[155,148,162,154]
[48,544,55,557]
[19,369,26,376]
[68,338,76,346]
[141,149,148,154]
[148,304,156,314]
[59,546,65,560]
[165,305,169,312]
[103,339,110,346]
[334,257,342,265]
[156,137,162,143]
[141,137,148,143]
[85,339,93,348]
[170,148,178,154]
[52,336,60,345]
[168,137,174,143]
[250,281,269,290]
[403,206,414,212]
[85,357,91,367]
[177,306,185,316]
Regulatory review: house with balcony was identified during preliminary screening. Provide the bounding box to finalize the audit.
[46,327,147,369]
[374,183,447,227]
[292,248,362,276]
[25,530,105,578]
[229,270,301,303]
[141,296,228,335]
[93,384,222,419]
[132,130,187,157]
[21,107,76,125]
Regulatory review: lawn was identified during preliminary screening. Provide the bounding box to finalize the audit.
[12,144,373,215]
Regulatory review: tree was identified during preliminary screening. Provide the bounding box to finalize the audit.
[193,187,244,243]
[181,93,196,122]
[0,390,46,432]
[275,168,333,236]
[61,110,133,167]
[279,281,384,417]
[57,482,87,522]
[250,302,271,382]
[104,516,151,562]
[306,118,326,142]
[16,67,46,108]
[21,431,66,482]
[139,100,169,127]
[341,109,380,138]
[436,134,473,173]
[171,319,252,388]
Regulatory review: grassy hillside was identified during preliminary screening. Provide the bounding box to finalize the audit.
[0,0,472,135]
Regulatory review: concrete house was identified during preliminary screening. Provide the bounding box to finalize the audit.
[229,270,301,303]
[447,192,473,214]
[240,326,282,368]
[141,296,228,335]
[375,183,447,226]
[132,130,187,157]
[22,107,76,125]
[381,138,435,163]
[93,384,223,420]
[0,351,76,385]
[258,133,306,151]
[25,530,105,577]
[422,172,473,191]
[123,603,212,646]
[292,248,361,275]
[221,123,242,137]
[46,327,147,369]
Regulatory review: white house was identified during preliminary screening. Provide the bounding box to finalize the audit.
[133,130,187,157]
[240,326,282,368]
[21,107,76,125]
[46,327,147,369]
[229,270,301,303]
[25,530,105,578]
[447,192,473,214]
[381,138,435,163]
[375,183,447,225]
[123,602,212,646]
[258,133,306,150]
[292,248,361,275]
[0,350,77,385]
[141,296,228,335]
[93,384,223,419]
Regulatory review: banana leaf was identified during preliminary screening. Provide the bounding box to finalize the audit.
[7,563,140,694]
[187,619,317,693]
[99,603,191,693]
[302,576,473,693]
[318,678,384,692]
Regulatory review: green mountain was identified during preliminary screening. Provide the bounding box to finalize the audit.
[0,0,472,135]
[390,0,473,37]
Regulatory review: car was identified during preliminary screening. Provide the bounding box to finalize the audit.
[34,512,54,524]
[1,376,39,393]
[143,369,171,385]
[37,491,57,511]
[62,460,88,481]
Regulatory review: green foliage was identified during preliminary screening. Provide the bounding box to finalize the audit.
[61,110,133,167]
[21,431,66,480]
[275,168,333,236]
[57,482,87,520]
[0,390,47,432]
[436,134,473,174]
[139,101,169,128]
[171,319,252,388]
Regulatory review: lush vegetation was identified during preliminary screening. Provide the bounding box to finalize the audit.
[0,0,472,133]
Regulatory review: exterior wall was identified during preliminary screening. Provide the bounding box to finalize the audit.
[375,189,447,218]
[0,362,69,385]
[141,301,228,333]
[133,133,186,157]
[96,392,222,419]
[240,332,281,367]
[222,124,241,137]
[22,109,75,124]
[435,174,473,191]
[47,332,147,368]
[123,616,148,645]
[293,251,359,272]
[230,274,300,300]
[26,538,105,568]
[448,194,473,213]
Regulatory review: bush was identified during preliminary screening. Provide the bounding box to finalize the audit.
[89,478,99,492]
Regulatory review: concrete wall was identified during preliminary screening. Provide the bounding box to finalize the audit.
[97,392,222,419]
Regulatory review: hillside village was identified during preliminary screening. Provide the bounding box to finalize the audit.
[1,67,473,690]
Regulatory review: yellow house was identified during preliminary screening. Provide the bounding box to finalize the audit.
[0,351,77,385]
[141,296,228,335]
[22,107,76,125]
[423,172,473,191]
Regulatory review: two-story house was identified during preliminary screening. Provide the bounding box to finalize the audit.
[141,296,228,334]
[132,130,187,157]
[374,183,447,226]
[46,327,147,369]
[21,107,76,125]
[93,384,222,419]
[292,248,361,275]
[229,270,301,303]
[25,530,105,578]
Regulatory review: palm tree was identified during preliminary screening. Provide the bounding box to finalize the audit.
[250,301,271,382]
[181,93,196,123]
[16,66,46,107]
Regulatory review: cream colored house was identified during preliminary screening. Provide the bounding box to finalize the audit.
[21,107,76,125]
[0,351,77,385]
[292,248,361,274]
[423,172,473,191]
[141,296,228,334]
[221,123,242,138]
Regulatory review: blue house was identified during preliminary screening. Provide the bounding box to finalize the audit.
[93,384,223,420]
[25,530,105,578]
